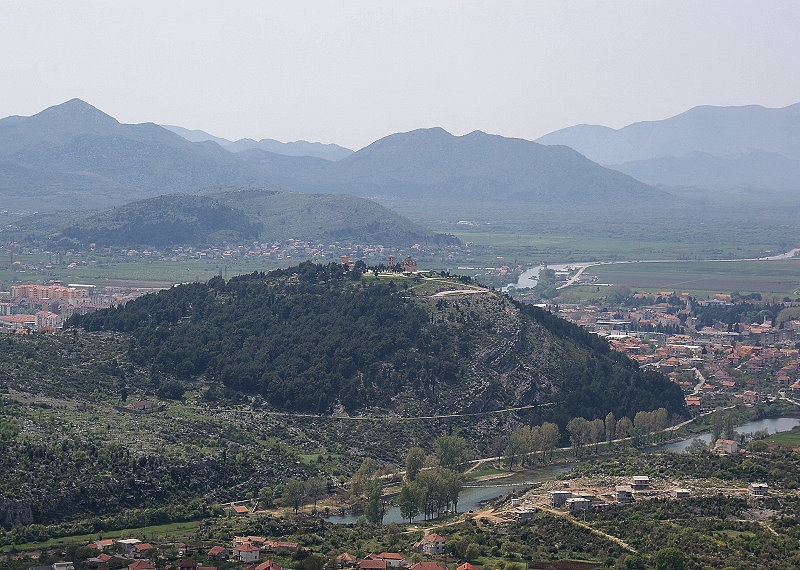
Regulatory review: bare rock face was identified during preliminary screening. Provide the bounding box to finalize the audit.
[0,499,34,527]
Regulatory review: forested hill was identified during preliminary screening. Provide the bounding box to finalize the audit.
[68,263,687,424]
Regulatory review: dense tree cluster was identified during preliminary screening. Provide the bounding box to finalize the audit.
[68,262,687,421]
[396,439,467,522]
[57,194,263,248]
[70,263,464,413]
[694,300,782,329]
[503,422,561,467]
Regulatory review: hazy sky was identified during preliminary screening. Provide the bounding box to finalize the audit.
[3,1,799,150]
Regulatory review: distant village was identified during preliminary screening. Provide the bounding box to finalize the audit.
[1,238,464,272]
[30,531,457,570]
[0,283,153,333]
[553,291,800,413]
[28,471,780,570]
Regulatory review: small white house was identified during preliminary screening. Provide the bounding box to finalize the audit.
[565,497,591,511]
[415,534,446,555]
[615,485,634,504]
[116,539,142,554]
[749,483,769,497]
[713,439,738,454]
[512,507,536,521]
[233,544,261,563]
[631,476,650,490]
[550,490,572,507]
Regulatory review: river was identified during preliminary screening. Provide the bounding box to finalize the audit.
[500,246,799,292]
[324,464,570,524]
[658,416,800,453]
[501,263,577,292]
[324,416,798,524]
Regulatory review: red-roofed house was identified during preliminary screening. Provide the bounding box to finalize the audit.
[742,391,758,404]
[88,539,115,552]
[713,439,738,454]
[358,560,387,570]
[456,564,478,570]
[233,544,261,564]
[178,560,199,570]
[132,544,153,559]
[336,553,358,568]
[233,536,266,547]
[252,560,282,570]
[264,541,300,554]
[374,554,406,568]
[128,561,155,570]
[414,533,446,555]
[86,553,114,566]
[207,546,227,560]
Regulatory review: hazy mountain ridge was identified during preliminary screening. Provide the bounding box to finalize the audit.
[241,127,669,209]
[162,123,354,161]
[55,194,263,248]
[536,103,800,193]
[612,149,800,191]
[210,188,460,246]
[0,99,272,211]
[0,100,669,221]
[537,103,800,164]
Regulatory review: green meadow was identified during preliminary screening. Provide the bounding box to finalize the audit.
[584,259,800,296]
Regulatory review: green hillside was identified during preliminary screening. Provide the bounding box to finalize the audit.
[69,262,686,423]
[210,187,460,246]
[34,190,458,250]
[0,266,687,530]
[55,194,261,248]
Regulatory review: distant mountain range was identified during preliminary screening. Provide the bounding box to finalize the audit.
[162,124,354,161]
[234,126,668,220]
[0,99,270,211]
[0,99,668,225]
[537,103,800,192]
[3,98,798,252]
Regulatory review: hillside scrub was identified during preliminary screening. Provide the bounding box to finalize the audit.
[68,262,687,423]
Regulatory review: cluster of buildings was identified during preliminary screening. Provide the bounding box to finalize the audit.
[554,293,800,412]
[26,539,202,570]
[0,282,152,333]
[520,474,770,519]
[3,238,460,270]
[58,533,456,570]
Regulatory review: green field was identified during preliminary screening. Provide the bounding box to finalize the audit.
[765,427,800,445]
[448,230,781,263]
[0,521,200,552]
[584,259,800,296]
